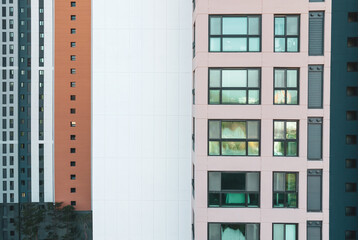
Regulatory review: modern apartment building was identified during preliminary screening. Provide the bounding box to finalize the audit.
[0,0,92,239]
[192,0,331,239]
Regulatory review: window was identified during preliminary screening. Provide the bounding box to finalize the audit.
[273,172,298,208]
[71,201,76,206]
[209,15,261,52]
[70,28,76,34]
[70,42,76,47]
[273,224,297,240]
[208,223,259,240]
[309,12,324,56]
[70,108,76,114]
[70,55,76,61]
[345,207,356,216]
[70,161,76,167]
[71,15,76,20]
[70,82,76,88]
[70,148,76,153]
[347,87,357,96]
[307,221,322,240]
[307,118,323,160]
[307,170,322,212]
[208,171,260,208]
[347,37,358,47]
[70,1,76,7]
[348,12,358,22]
[70,135,76,140]
[209,68,260,104]
[70,188,76,193]
[274,15,300,52]
[346,183,357,192]
[70,122,76,127]
[70,174,76,180]
[273,120,298,156]
[70,68,76,74]
[346,231,356,240]
[274,68,299,104]
[347,62,358,72]
[208,120,260,156]
[70,95,76,101]
[346,135,357,144]
[346,159,357,168]
[347,111,357,120]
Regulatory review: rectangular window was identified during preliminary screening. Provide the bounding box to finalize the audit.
[308,118,323,160]
[70,82,76,88]
[208,223,259,240]
[70,55,76,61]
[307,221,322,240]
[208,120,260,156]
[209,15,261,52]
[70,1,76,7]
[208,171,260,207]
[209,68,261,105]
[70,42,76,47]
[308,65,323,108]
[71,15,76,20]
[273,120,298,156]
[346,231,356,240]
[309,12,324,56]
[70,28,76,34]
[274,15,300,52]
[273,223,297,240]
[307,169,322,212]
[273,172,298,208]
[274,68,299,104]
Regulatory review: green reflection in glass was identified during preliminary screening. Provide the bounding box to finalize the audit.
[224,193,246,205]
[222,122,246,139]
[274,141,284,156]
[222,90,246,104]
[287,37,298,52]
[286,122,297,139]
[274,122,285,139]
[287,142,297,156]
[210,37,221,52]
[209,141,220,156]
[248,90,259,104]
[221,141,246,155]
[209,69,221,87]
[286,173,296,191]
[273,193,285,207]
[209,90,220,104]
[287,90,298,104]
[287,193,297,207]
[275,38,285,52]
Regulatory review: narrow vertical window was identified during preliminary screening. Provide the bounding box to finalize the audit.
[307,221,322,240]
[308,65,323,108]
[307,118,323,160]
[309,12,324,56]
[307,169,322,211]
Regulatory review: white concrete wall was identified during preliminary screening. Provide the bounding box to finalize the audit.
[92,0,192,239]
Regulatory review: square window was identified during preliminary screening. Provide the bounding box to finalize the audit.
[347,62,358,72]
[70,135,76,140]
[70,174,76,180]
[70,1,76,7]
[274,15,300,52]
[70,108,76,114]
[347,87,358,96]
[70,68,76,74]
[71,201,76,206]
[348,12,358,22]
[346,183,357,192]
[70,121,76,127]
[346,135,357,144]
[345,207,356,216]
[70,188,76,193]
[70,148,76,153]
[70,82,76,88]
[71,15,76,20]
[273,120,299,156]
[70,55,76,61]
[70,95,76,101]
[348,37,358,47]
[70,28,76,34]
[346,159,357,168]
[70,42,76,47]
[347,111,357,120]
[70,161,76,167]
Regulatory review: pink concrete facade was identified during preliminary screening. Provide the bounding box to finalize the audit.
[192,0,331,239]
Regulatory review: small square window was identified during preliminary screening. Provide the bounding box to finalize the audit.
[70,82,76,88]
[70,148,76,153]
[70,28,76,34]
[71,15,76,20]
[70,55,76,61]
[70,2,76,7]
[71,201,76,206]
[70,95,76,101]
[347,62,358,72]
[70,161,76,167]
[70,108,76,114]
[347,111,357,120]
[70,174,76,180]
[347,87,358,96]
[70,121,76,127]
[70,42,76,47]
[348,12,358,22]
[346,159,357,168]
[70,188,76,193]
[346,135,357,144]
[70,68,76,74]
[348,37,358,47]
[346,231,356,240]
[346,183,357,192]
[70,135,76,140]
[345,207,356,216]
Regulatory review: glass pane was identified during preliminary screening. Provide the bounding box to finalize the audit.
[274,141,284,156]
[208,172,221,191]
[208,193,220,206]
[274,173,285,191]
[248,69,259,87]
[286,173,296,191]
[287,142,297,156]
[273,193,285,207]
[274,121,285,139]
[248,141,259,156]
[223,17,247,35]
[286,16,298,35]
[248,17,260,35]
[209,141,220,155]
[209,121,221,139]
[222,224,246,239]
[287,38,298,52]
[275,38,286,52]
[222,121,246,139]
[287,90,298,104]
[222,70,247,87]
[273,224,284,240]
[209,69,221,87]
[247,121,259,139]
[223,38,247,52]
[246,173,259,191]
[274,17,285,35]
[247,193,259,207]
[210,37,221,52]
[246,224,260,240]
[274,70,285,87]
[286,70,297,87]
[210,17,221,35]
[222,90,246,104]
[248,90,260,104]
[274,90,286,104]
[222,172,245,190]
[223,193,246,206]
[209,224,221,240]
[285,225,297,240]
[249,37,260,52]
[287,193,297,207]
[222,141,246,155]
[286,122,297,139]
[209,90,221,104]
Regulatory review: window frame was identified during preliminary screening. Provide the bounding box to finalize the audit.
[208,222,260,240]
[273,68,300,105]
[274,15,300,52]
[208,171,261,208]
[209,15,262,52]
[208,68,261,105]
[273,172,299,208]
[273,120,299,157]
[208,119,261,156]
[273,223,298,240]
